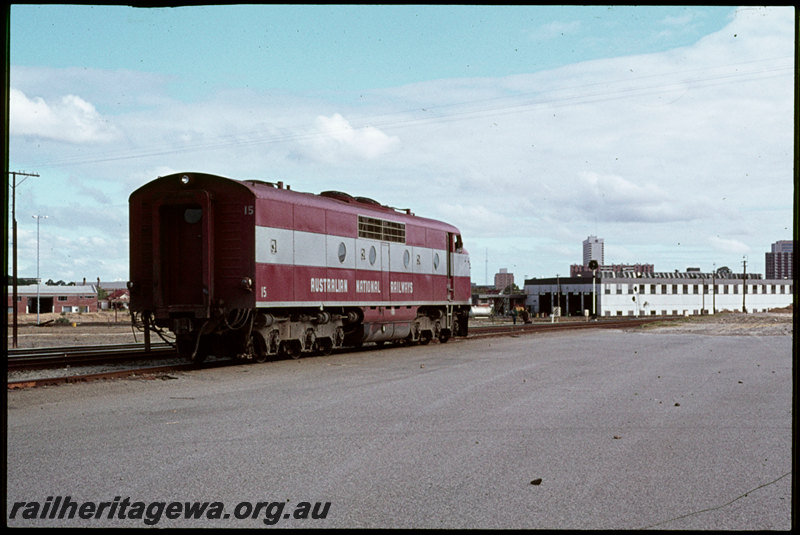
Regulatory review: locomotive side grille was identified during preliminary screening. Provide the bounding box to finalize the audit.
[383,220,405,242]
[139,201,154,290]
[358,215,406,243]
[218,202,243,278]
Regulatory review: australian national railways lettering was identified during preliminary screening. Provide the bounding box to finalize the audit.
[310,278,413,294]
[356,280,380,293]
[390,281,413,294]
[310,278,348,293]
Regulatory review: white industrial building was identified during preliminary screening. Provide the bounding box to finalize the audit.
[524,270,793,318]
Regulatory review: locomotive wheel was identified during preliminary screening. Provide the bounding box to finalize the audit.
[419,331,432,345]
[176,334,195,359]
[282,340,302,359]
[317,338,333,356]
[438,330,450,343]
[251,333,268,363]
[268,330,280,355]
[182,335,208,363]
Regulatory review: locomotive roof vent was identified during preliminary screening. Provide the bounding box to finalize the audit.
[354,196,381,206]
[244,179,289,189]
[320,190,413,215]
[359,197,413,215]
[319,190,355,203]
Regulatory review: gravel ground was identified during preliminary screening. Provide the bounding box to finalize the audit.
[7,312,174,384]
[633,310,793,336]
[8,312,152,349]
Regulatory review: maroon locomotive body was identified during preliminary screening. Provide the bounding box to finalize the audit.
[128,172,471,361]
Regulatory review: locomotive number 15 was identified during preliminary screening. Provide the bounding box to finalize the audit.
[244,205,254,215]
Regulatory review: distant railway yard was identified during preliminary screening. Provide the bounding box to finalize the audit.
[7,309,792,389]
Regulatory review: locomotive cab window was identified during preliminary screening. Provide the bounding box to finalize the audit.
[184,207,203,224]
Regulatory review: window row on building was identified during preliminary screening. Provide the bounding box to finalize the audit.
[604,283,791,295]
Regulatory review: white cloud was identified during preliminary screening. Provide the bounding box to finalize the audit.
[298,113,400,163]
[708,236,750,255]
[437,203,518,238]
[10,88,121,143]
[568,172,714,224]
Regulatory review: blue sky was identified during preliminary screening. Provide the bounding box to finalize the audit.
[12,5,736,96]
[7,5,795,284]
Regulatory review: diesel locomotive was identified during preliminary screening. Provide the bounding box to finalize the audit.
[128,172,471,362]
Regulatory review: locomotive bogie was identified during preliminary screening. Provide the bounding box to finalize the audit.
[129,172,471,362]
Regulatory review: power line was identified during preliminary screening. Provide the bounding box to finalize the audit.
[11,56,793,169]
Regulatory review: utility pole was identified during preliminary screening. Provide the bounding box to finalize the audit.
[742,256,747,313]
[588,260,599,317]
[33,215,48,325]
[484,248,488,286]
[9,171,39,348]
[712,263,716,315]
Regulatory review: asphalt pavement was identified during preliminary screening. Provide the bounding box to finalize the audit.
[6,328,793,529]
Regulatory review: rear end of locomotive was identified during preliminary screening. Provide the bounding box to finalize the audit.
[128,173,257,360]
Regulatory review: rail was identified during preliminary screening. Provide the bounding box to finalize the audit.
[8,343,175,371]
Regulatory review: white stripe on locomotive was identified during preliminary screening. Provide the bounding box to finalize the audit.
[254,225,459,277]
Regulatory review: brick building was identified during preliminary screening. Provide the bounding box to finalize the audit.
[765,240,793,279]
[7,284,99,315]
[494,268,514,291]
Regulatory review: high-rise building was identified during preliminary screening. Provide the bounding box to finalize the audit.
[771,240,793,253]
[583,236,604,266]
[494,268,514,291]
[765,240,794,279]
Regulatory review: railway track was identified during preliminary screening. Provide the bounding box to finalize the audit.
[7,317,671,389]
[467,317,667,338]
[8,343,175,371]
